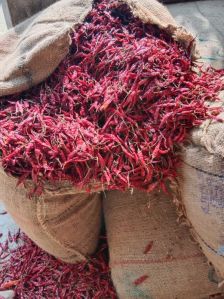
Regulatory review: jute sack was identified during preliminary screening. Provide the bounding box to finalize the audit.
[179,135,224,278]
[0,0,195,97]
[178,87,224,276]
[104,190,220,299]
[0,167,102,263]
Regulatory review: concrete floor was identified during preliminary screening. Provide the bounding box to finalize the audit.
[169,0,224,69]
[0,6,8,34]
[0,203,18,243]
[0,0,12,34]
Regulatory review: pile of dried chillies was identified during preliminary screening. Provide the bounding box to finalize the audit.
[0,231,116,298]
[0,0,223,193]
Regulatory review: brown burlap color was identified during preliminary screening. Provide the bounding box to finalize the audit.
[190,92,224,159]
[0,168,102,263]
[179,144,224,279]
[104,189,220,299]
[179,88,224,277]
[0,0,195,97]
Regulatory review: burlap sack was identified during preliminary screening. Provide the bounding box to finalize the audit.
[0,0,195,97]
[179,115,224,279]
[104,189,220,299]
[0,167,102,263]
[179,144,224,279]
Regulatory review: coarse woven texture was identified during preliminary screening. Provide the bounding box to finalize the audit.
[0,0,93,97]
[0,167,102,264]
[104,189,220,299]
[179,144,224,279]
[0,0,195,97]
[190,91,224,158]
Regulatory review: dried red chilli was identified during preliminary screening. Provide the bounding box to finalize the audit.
[0,0,223,193]
[133,275,149,286]
[143,241,154,254]
[0,232,117,299]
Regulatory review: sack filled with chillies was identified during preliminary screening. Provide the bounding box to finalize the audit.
[0,0,223,263]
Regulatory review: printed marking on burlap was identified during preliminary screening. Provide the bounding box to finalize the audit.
[196,169,224,251]
[196,170,224,214]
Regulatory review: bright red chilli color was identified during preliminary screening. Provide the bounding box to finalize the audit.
[0,232,117,298]
[0,0,223,193]
[133,275,149,286]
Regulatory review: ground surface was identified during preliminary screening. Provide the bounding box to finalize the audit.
[169,0,224,68]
